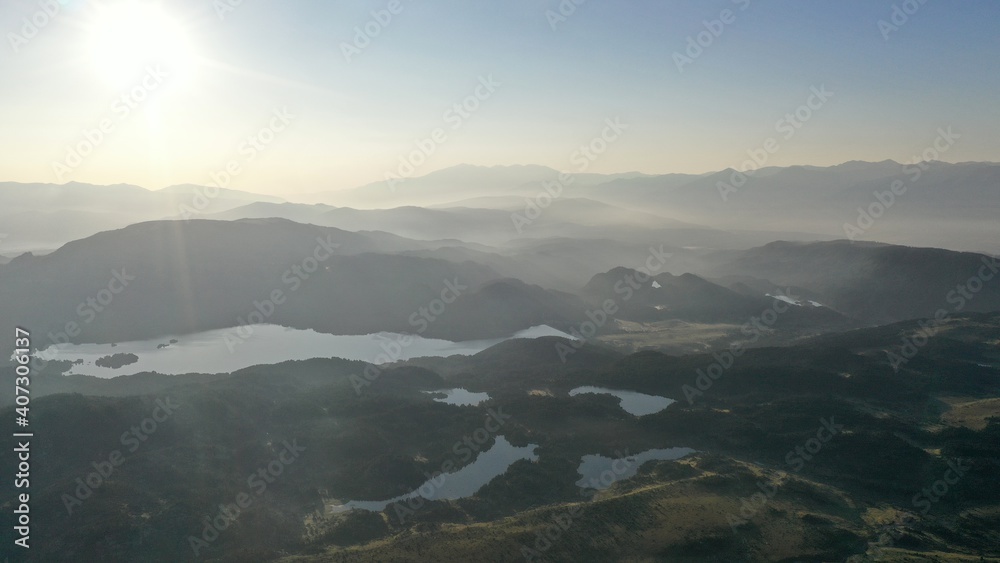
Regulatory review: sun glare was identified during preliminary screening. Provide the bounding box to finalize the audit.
[87,2,195,88]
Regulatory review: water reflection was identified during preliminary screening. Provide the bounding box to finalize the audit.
[37,324,575,378]
[576,447,696,490]
[328,436,538,513]
[425,388,490,406]
[569,386,675,416]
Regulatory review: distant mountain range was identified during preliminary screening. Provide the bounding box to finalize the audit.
[1,218,997,361]
[298,163,653,208]
[0,219,593,358]
[4,160,996,256]
[298,160,999,254]
[0,181,283,253]
[194,198,726,248]
[573,160,1000,254]
[698,239,1000,325]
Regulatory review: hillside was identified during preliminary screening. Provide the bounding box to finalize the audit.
[1,315,997,561]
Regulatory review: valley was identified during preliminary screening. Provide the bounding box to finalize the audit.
[3,4,999,558]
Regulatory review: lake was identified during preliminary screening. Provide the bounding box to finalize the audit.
[576,447,697,490]
[568,386,676,416]
[37,324,575,378]
[425,388,491,406]
[327,436,538,514]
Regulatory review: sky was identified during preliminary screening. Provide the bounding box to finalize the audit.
[1,0,998,197]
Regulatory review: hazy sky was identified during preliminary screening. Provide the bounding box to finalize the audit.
[1,0,998,196]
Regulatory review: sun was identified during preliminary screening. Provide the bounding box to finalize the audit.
[87,2,195,88]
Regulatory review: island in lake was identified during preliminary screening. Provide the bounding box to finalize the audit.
[94,353,140,369]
